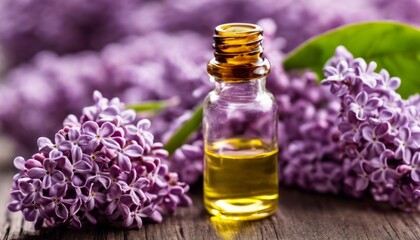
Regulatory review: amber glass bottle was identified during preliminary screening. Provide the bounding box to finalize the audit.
[203,23,279,220]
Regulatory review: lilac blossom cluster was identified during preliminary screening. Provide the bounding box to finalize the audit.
[7,91,191,229]
[322,46,420,211]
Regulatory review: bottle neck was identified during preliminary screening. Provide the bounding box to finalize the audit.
[215,78,266,99]
[207,23,270,83]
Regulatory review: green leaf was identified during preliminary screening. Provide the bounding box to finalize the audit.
[283,21,420,98]
[126,97,180,113]
[164,104,203,155]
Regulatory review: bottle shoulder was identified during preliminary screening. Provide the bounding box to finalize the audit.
[204,90,277,111]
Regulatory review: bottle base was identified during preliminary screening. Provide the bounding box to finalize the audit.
[204,197,278,221]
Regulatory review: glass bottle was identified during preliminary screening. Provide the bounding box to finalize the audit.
[203,23,278,220]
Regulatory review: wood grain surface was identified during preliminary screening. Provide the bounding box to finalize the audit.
[1,170,419,240]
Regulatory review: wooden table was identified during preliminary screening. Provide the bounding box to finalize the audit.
[1,170,419,240]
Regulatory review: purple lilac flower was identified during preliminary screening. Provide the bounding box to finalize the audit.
[361,123,389,155]
[27,151,66,189]
[349,91,382,120]
[323,60,353,82]
[367,150,398,183]
[7,91,191,229]
[322,46,420,211]
[398,152,420,182]
[394,126,419,163]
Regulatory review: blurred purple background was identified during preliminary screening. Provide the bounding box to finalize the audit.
[0,0,419,170]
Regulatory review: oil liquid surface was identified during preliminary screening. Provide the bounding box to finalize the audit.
[204,138,278,220]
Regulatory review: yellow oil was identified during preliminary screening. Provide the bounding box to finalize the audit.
[204,138,279,220]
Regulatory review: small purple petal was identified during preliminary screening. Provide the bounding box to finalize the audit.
[28,168,47,178]
[58,158,73,176]
[117,155,132,171]
[58,141,72,151]
[7,201,21,212]
[77,135,93,146]
[72,174,85,187]
[356,91,368,105]
[23,208,37,221]
[121,110,136,123]
[22,194,35,206]
[362,128,373,142]
[169,186,184,195]
[105,201,117,215]
[95,192,107,204]
[51,183,67,198]
[373,142,386,154]
[137,119,151,130]
[74,161,91,172]
[13,157,25,170]
[82,121,99,136]
[97,176,111,189]
[25,159,43,169]
[388,77,401,89]
[375,123,389,138]
[10,190,23,200]
[403,148,412,164]
[124,145,144,158]
[366,98,382,109]
[411,170,420,182]
[122,212,134,228]
[101,138,120,150]
[51,171,65,183]
[412,152,420,164]
[72,147,83,162]
[18,181,34,193]
[87,140,100,152]
[56,204,69,220]
[399,127,411,141]
[99,122,116,137]
[68,128,80,141]
[42,175,52,189]
[135,215,143,229]
[355,178,369,191]
[70,216,83,229]
[149,211,163,223]
[37,137,53,150]
[371,170,384,183]
[49,150,63,159]
[130,191,141,205]
[133,178,149,189]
